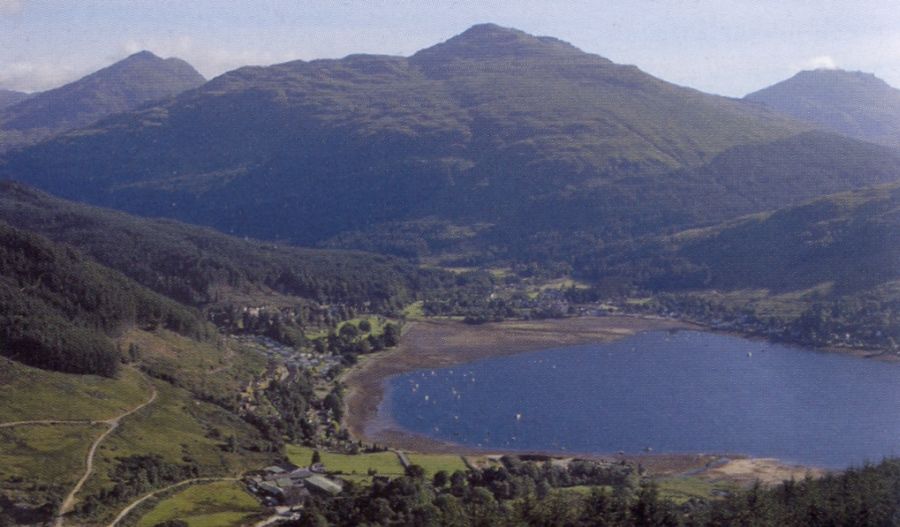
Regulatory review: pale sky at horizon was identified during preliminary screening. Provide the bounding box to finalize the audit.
[1,0,898,97]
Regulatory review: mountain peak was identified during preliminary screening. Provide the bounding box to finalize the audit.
[0,49,205,150]
[745,68,900,148]
[124,50,161,61]
[411,23,584,65]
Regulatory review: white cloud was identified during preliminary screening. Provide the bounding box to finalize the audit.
[0,60,89,92]
[0,0,25,16]
[803,55,838,70]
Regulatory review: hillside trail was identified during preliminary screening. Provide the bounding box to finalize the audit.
[106,477,239,527]
[53,371,158,527]
[0,419,99,428]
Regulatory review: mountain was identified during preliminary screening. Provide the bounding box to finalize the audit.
[0,181,452,310]
[745,69,900,148]
[0,51,205,151]
[0,221,207,376]
[0,89,29,109]
[2,24,900,261]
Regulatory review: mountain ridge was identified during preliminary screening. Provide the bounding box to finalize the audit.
[2,25,898,260]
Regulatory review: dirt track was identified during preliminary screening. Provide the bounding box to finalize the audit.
[54,374,158,527]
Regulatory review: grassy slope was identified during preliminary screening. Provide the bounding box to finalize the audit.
[0,358,149,422]
[0,325,273,525]
[122,329,266,402]
[668,182,900,293]
[0,424,103,508]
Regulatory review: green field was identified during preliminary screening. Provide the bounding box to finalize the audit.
[407,454,468,477]
[286,445,405,478]
[286,446,471,482]
[136,481,262,527]
[402,301,425,320]
[655,477,738,504]
[0,358,150,422]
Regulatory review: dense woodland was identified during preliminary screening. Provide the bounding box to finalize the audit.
[287,458,900,527]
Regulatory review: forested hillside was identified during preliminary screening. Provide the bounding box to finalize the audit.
[581,182,900,293]
[0,222,207,376]
[0,181,452,309]
[562,183,900,351]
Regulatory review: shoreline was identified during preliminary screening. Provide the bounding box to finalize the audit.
[342,315,696,452]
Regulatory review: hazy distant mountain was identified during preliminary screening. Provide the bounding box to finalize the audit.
[3,24,900,260]
[0,89,29,109]
[746,69,900,148]
[0,51,204,151]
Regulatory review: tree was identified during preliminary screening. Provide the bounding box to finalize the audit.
[433,470,449,488]
[405,464,426,480]
[339,323,359,340]
[383,323,400,347]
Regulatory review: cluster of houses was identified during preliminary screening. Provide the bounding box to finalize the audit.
[232,334,342,371]
[246,462,344,508]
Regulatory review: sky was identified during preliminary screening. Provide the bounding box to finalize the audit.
[1,0,898,97]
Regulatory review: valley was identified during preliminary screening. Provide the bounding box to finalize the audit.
[0,16,898,527]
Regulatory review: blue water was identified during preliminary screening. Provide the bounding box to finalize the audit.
[386,330,900,468]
